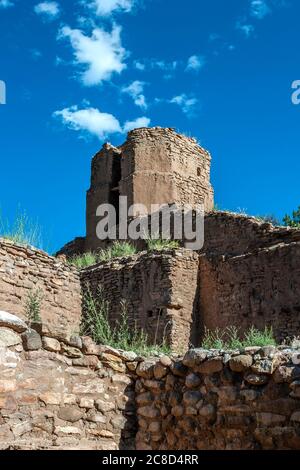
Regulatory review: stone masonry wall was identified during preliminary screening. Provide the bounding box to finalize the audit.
[0,312,137,450]
[1,312,300,450]
[203,211,300,256]
[199,242,300,342]
[135,346,300,450]
[0,238,82,336]
[85,127,214,252]
[81,249,200,352]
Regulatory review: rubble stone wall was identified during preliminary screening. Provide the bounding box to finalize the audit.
[81,249,200,352]
[0,313,137,450]
[85,127,214,252]
[198,242,300,342]
[203,212,300,256]
[0,239,82,336]
[1,313,300,450]
[135,347,300,450]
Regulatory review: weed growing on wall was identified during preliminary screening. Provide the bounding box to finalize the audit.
[202,326,276,349]
[69,242,137,269]
[24,288,43,324]
[0,207,43,249]
[146,238,180,251]
[81,285,170,355]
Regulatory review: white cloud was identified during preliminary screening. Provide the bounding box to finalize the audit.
[123,116,150,133]
[54,105,150,139]
[133,59,178,72]
[34,2,60,20]
[134,61,145,71]
[122,80,147,109]
[0,0,14,8]
[91,0,135,16]
[236,21,255,37]
[186,55,205,72]
[53,105,122,139]
[250,0,271,19]
[58,24,127,86]
[170,94,198,117]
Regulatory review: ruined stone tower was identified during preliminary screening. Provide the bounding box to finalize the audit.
[85,127,214,252]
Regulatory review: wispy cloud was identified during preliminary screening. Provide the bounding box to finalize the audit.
[54,104,150,139]
[34,2,60,20]
[170,94,198,117]
[186,55,206,73]
[122,80,147,109]
[236,21,255,38]
[58,24,127,86]
[0,0,14,8]
[86,0,135,17]
[133,59,178,72]
[30,49,43,60]
[250,0,271,19]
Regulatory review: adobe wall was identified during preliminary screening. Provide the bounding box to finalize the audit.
[0,238,82,336]
[199,242,300,342]
[135,347,300,450]
[81,249,200,352]
[1,313,299,450]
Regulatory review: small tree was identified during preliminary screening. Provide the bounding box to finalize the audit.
[25,288,43,324]
[283,206,300,228]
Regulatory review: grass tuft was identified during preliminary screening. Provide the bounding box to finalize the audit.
[69,252,98,269]
[0,208,43,249]
[98,241,137,262]
[68,242,137,269]
[146,238,180,252]
[201,326,276,350]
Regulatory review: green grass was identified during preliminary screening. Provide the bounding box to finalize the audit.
[98,241,137,261]
[146,238,180,252]
[81,286,171,356]
[0,208,43,249]
[69,242,137,269]
[69,252,99,269]
[201,326,276,350]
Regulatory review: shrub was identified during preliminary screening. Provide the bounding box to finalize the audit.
[283,206,300,228]
[146,238,180,252]
[81,286,170,355]
[0,207,43,249]
[24,288,43,324]
[201,326,276,349]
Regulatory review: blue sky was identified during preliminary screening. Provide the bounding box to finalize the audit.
[0,0,299,253]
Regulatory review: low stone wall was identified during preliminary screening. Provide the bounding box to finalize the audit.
[199,242,300,342]
[1,313,300,450]
[0,238,82,336]
[0,312,137,450]
[81,249,199,352]
[135,347,300,450]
